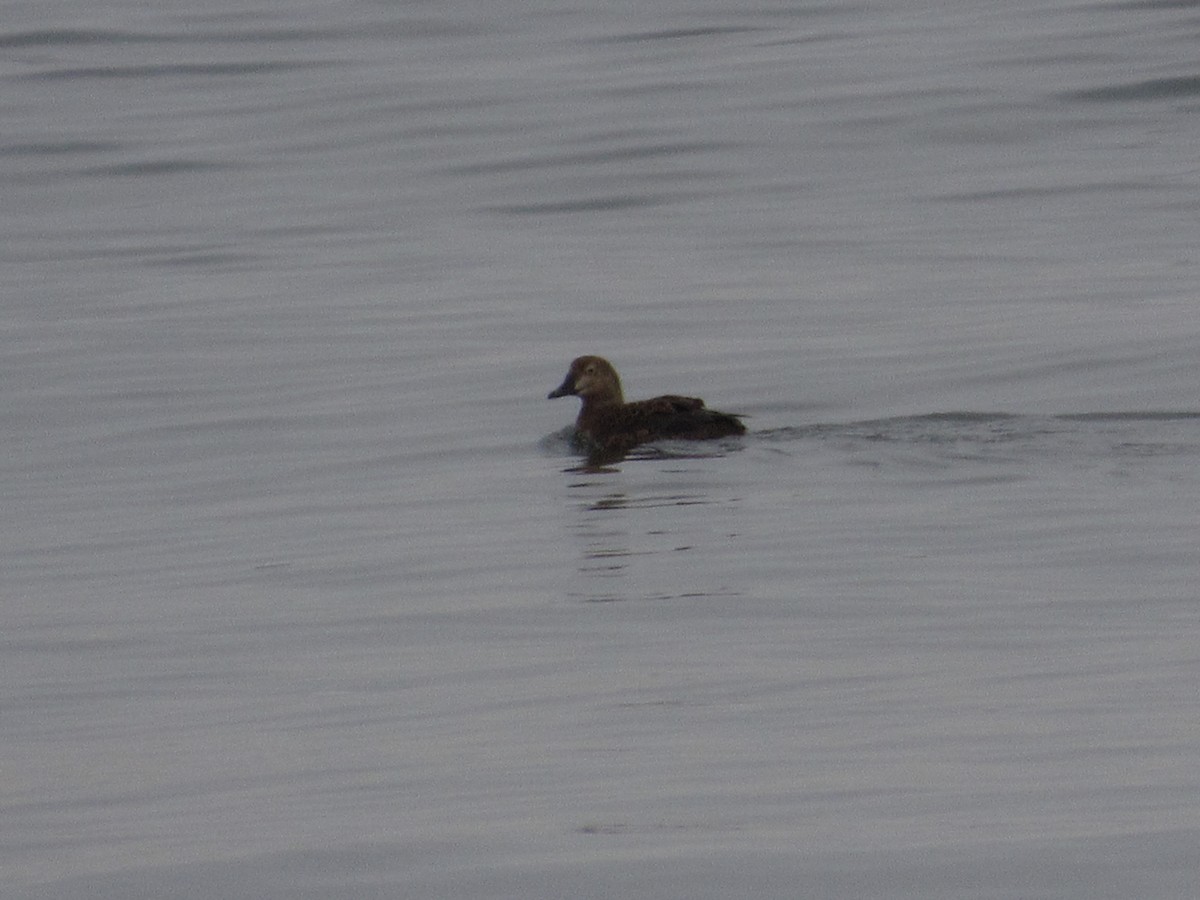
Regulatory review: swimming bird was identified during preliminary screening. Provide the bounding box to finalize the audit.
[547,355,745,455]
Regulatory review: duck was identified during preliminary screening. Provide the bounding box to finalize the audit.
[547,355,746,455]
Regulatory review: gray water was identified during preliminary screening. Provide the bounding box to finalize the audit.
[4,1,1199,897]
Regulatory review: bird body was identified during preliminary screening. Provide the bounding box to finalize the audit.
[547,355,745,455]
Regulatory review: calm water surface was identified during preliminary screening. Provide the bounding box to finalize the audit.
[4,0,1199,897]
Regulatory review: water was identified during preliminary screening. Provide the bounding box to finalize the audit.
[4,1,1199,897]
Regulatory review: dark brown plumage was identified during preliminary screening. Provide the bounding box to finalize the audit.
[547,355,745,455]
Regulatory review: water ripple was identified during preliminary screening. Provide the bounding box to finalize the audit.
[588,26,764,44]
[83,159,241,177]
[13,61,341,81]
[446,141,732,176]
[487,193,693,214]
[761,411,1200,467]
[0,21,474,47]
[1065,74,1200,102]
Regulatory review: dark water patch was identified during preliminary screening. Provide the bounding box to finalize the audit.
[1107,0,1200,9]
[758,31,858,48]
[487,193,691,215]
[748,2,869,16]
[759,412,1200,468]
[1057,411,1200,422]
[0,29,160,47]
[28,241,263,267]
[0,21,472,48]
[69,240,269,269]
[1065,74,1200,102]
[573,588,740,603]
[14,60,341,82]
[587,26,763,44]
[776,410,1200,434]
[927,180,1167,203]
[179,18,482,41]
[625,442,745,463]
[446,141,730,176]
[545,429,744,472]
[84,159,240,177]
[770,412,1027,442]
[142,250,264,269]
[577,492,719,512]
[0,141,123,156]
[185,24,463,43]
[594,78,728,100]
[979,50,1119,69]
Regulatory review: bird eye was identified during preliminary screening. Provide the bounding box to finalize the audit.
[584,365,595,374]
